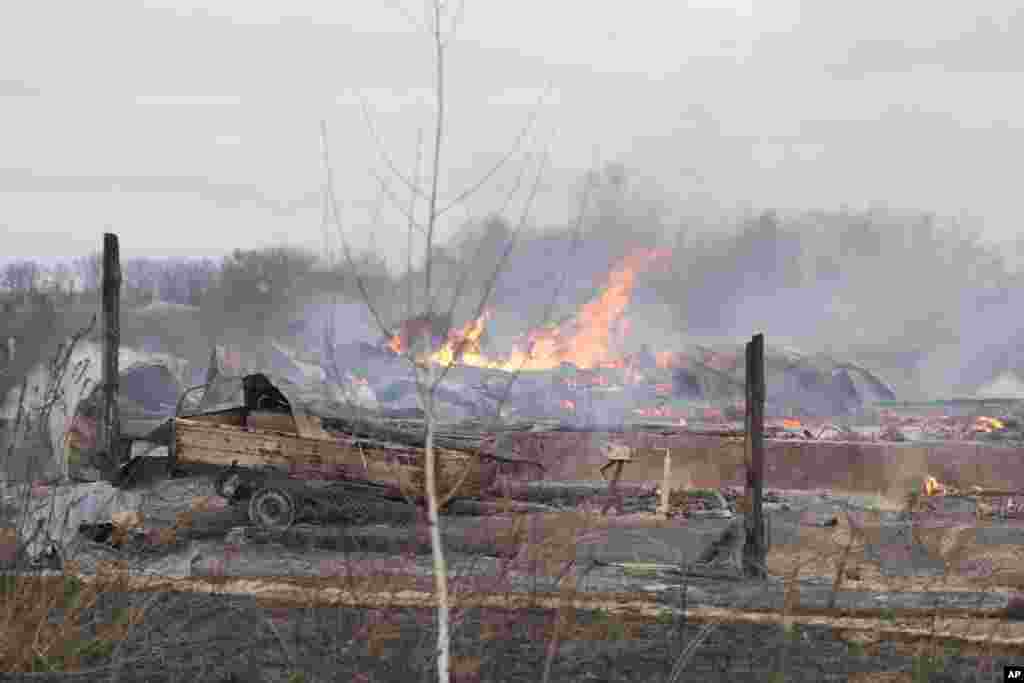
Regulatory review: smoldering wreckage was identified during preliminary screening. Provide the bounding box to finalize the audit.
[3,248,1024,585]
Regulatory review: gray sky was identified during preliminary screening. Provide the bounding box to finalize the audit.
[3,0,1023,266]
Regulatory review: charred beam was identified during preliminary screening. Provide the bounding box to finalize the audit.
[743,333,767,579]
[100,232,122,479]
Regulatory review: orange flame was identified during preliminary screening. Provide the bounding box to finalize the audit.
[782,419,802,430]
[504,248,671,371]
[924,475,946,497]
[385,249,671,372]
[426,310,492,367]
[387,334,403,355]
[974,416,1005,433]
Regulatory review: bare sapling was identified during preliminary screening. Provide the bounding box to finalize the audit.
[320,2,610,679]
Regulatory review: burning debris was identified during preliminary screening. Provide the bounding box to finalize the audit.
[923,475,948,497]
[877,411,1023,443]
[914,475,1024,523]
[916,479,1024,522]
[33,246,912,470]
[975,416,1006,432]
[192,247,896,425]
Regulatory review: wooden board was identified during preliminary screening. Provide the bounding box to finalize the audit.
[173,418,494,500]
[292,413,333,441]
[246,411,297,434]
[187,410,245,427]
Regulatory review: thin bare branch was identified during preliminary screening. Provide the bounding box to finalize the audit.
[407,128,425,322]
[430,146,537,326]
[362,80,549,229]
[5,376,29,472]
[260,612,299,674]
[320,140,335,269]
[444,0,467,44]
[431,141,551,393]
[435,145,536,339]
[385,0,427,32]
[318,123,361,413]
[320,120,396,346]
[369,166,426,235]
[108,591,168,683]
[423,0,446,317]
[471,154,594,424]
[359,93,427,205]
[436,84,552,220]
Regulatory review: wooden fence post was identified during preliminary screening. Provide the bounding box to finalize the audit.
[101,233,122,478]
[660,448,672,517]
[744,333,767,579]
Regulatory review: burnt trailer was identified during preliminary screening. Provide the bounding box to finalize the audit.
[160,373,521,531]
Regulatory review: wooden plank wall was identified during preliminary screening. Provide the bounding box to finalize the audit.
[511,431,1024,496]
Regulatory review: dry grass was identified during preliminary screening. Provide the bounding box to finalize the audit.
[766,501,1024,594]
[0,497,629,674]
[0,561,148,673]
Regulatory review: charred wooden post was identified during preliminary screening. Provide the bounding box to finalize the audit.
[659,448,672,517]
[100,233,122,478]
[743,333,767,579]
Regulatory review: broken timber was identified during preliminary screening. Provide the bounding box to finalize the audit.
[693,333,769,578]
[743,333,767,579]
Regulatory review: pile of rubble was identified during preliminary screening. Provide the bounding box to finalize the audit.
[914,474,1024,522]
[494,480,660,514]
[664,488,734,519]
[878,413,1024,443]
[761,419,866,441]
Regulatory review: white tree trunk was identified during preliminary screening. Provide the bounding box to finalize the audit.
[421,363,451,682]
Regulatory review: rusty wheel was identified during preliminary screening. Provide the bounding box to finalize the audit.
[248,487,296,531]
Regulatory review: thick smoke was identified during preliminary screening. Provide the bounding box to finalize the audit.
[5,166,1018,416]
[436,168,1019,401]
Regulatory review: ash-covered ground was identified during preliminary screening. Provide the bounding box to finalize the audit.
[7,447,1024,682]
